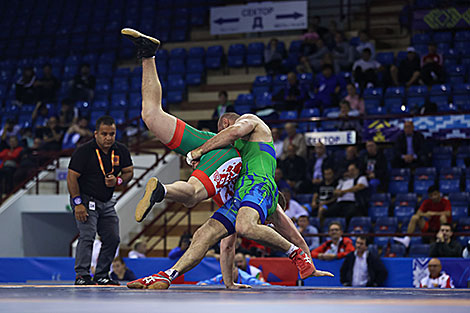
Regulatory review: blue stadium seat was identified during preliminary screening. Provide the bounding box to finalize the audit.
[458,217,470,232]
[374,217,398,246]
[385,86,405,97]
[130,77,141,92]
[246,42,264,67]
[394,206,415,223]
[168,60,186,75]
[235,94,255,107]
[412,33,431,45]
[363,87,383,99]
[111,93,128,109]
[389,168,410,194]
[433,31,452,43]
[255,92,272,109]
[452,206,468,220]
[296,194,313,205]
[455,31,470,41]
[114,68,131,77]
[253,75,272,97]
[289,40,303,53]
[439,167,461,193]
[234,105,252,115]
[112,77,129,92]
[386,98,407,114]
[395,193,417,207]
[156,49,169,63]
[190,7,206,26]
[384,244,406,257]
[167,91,183,103]
[227,44,246,68]
[369,205,389,222]
[414,167,436,194]
[279,110,298,120]
[97,63,113,77]
[186,72,202,86]
[272,74,287,95]
[170,48,187,60]
[75,101,92,115]
[348,217,372,233]
[110,109,126,125]
[168,75,186,91]
[376,52,394,66]
[407,96,426,110]
[408,244,430,258]
[454,95,470,110]
[370,193,391,207]
[93,100,109,111]
[128,92,142,109]
[300,108,320,118]
[430,84,451,96]
[188,46,205,59]
[407,85,428,97]
[433,147,452,169]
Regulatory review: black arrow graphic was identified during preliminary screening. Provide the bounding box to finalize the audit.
[214,17,240,25]
[276,12,303,20]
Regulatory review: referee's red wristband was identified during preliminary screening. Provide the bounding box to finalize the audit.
[117,177,123,186]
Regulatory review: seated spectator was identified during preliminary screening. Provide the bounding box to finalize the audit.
[20,127,34,149]
[39,116,65,151]
[322,163,368,222]
[0,136,23,195]
[336,100,362,135]
[323,20,339,49]
[429,223,462,258]
[302,142,333,191]
[297,215,320,250]
[278,72,305,111]
[279,144,307,191]
[296,55,313,74]
[308,39,329,72]
[281,188,309,221]
[169,233,191,260]
[212,90,234,120]
[234,252,265,281]
[340,236,388,287]
[314,64,343,108]
[13,137,45,186]
[197,266,270,287]
[34,63,60,102]
[0,119,21,150]
[344,83,365,115]
[32,102,51,128]
[361,140,388,192]
[393,120,428,168]
[419,258,454,288]
[68,63,96,102]
[338,145,364,177]
[128,240,147,258]
[353,48,382,89]
[356,30,376,59]
[264,38,284,76]
[309,16,329,39]
[396,185,451,248]
[312,167,337,218]
[420,43,444,86]
[280,123,307,160]
[332,32,354,73]
[462,240,470,258]
[390,47,421,87]
[300,31,319,57]
[271,128,284,160]
[274,167,291,191]
[58,99,77,128]
[15,66,37,105]
[63,116,93,149]
[110,257,137,282]
[311,222,355,260]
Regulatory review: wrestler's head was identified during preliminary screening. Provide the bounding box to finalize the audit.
[217,112,240,131]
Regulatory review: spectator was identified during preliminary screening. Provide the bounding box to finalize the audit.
[128,240,147,259]
[271,128,284,160]
[322,163,368,222]
[393,120,428,168]
[296,55,313,74]
[300,31,319,57]
[429,223,462,258]
[68,63,96,102]
[63,117,94,149]
[31,102,51,128]
[332,32,354,73]
[307,142,333,186]
[420,43,444,86]
[344,83,365,115]
[323,20,339,49]
[356,30,376,59]
[336,100,362,135]
[58,99,77,128]
[308,39,329,72]
[281,123,307,160]
[311,222,355,260]
[15,66,37,105]
[279,144,307,191]
[397,185,451,248]
[212,90,234,120]
[264,38,284,76]
[353,48,382,89]
[19,127,34,149]
[34,63,60,102]
[169,233,191,260]
[197,266,270,286]
[309,16,328,39]
[0,136,23,195]
[314,64,344,108]
[281,188,309,221]
[110,257,137,282]
[13,137,45,186]
[312,167,337,218]
[419,258,454,288]
[361,140,388,192]
[278,72,305,111]
[340,236,388,287]
[0,119,21,150]
[390,47,421,87]
[338,145,363,177]
[234,252,265,281]
[297,215,320,250]
[462,240,470,258]
[274,167,291,191]
[40,116,65,151]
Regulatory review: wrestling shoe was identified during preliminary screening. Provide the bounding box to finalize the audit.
[94,276,120,286]
[75,275,98,285]
[135,177,165,222]
[289,248,315,280]
[127,271,171,289]
[121,28,160,59]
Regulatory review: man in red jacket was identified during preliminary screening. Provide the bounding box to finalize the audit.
[0,136,23,195]
[311,221,355,260]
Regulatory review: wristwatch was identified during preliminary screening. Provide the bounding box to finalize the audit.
[73,196,83,206]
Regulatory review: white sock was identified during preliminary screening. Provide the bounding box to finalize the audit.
[286,244,299,256]
[164,269,179,281]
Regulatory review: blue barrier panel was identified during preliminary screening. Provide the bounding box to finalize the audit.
[304,259,343,286]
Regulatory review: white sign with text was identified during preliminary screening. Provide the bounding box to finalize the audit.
[305,131,357,146]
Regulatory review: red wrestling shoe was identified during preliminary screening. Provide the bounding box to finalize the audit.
[289,248,315,280]
[127,271,171,289]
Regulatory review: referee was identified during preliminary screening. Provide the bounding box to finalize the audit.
[67,115,134,285]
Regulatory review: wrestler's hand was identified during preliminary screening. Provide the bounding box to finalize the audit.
[186,149,202,166]
[311,270,334,277]
[191,160,200,170]
[226,283,252,289]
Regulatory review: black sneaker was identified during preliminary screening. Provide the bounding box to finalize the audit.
[94,277,120,286]
[121,28,160,59]
[75,275,98,285]
[135,177,165,223]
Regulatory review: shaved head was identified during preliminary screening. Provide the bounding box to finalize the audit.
[217,112,240,131]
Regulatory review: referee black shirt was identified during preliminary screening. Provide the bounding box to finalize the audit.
[68,138,132,202]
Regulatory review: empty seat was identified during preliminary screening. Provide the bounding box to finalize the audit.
[374,217,398,246]
[348,217,372,233]
[394,206,415,223]
[408,244,430,258]
[382,244,406,257]
[369,205,389,222]
[279,110,298,120]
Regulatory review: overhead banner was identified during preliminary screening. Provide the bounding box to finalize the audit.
[413,7,470,30]
[304,131,356,146]
[210,1,307,35]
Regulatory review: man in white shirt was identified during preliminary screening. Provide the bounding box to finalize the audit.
[234,252,265,282]
[322,163,368,223]
[128,240,147,259]
[353,48,383,89]
[281,188,309,221]
[271,127,284,160]
[419,258,454,288]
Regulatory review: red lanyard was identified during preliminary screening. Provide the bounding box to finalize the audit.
[95,149,115,176]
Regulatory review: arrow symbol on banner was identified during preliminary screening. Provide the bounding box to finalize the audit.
[214,17,240,25]
[276,12,303,20]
